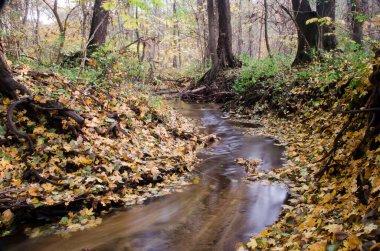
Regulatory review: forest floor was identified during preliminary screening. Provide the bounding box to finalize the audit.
[0,64,210,237]
[1,50,379,251]
[204,53,380,250]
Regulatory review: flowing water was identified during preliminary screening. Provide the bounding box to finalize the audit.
[0,101,287,251]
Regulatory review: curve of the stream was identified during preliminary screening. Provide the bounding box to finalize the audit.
[1,101,287,251]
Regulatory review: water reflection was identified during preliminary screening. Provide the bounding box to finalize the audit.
[1,101,287,251]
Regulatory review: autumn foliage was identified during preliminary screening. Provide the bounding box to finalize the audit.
[0,66,204,236]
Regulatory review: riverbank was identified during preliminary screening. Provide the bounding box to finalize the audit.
[1,100,288,251]
[224,52,380,250]
[0,67,207,237]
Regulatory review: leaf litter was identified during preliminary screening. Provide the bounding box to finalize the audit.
[0,67,210,237]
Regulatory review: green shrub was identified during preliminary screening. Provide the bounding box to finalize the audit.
[233,54,292,94]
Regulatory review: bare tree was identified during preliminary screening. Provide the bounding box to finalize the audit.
[42,0,78,63]
[264,0,272,57]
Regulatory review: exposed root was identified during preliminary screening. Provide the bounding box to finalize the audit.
[7,97,34,151]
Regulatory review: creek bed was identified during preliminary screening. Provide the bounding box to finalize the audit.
[0,101,287,251]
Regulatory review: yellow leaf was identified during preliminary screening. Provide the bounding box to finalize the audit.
[74,156,93,165]
[42,183,55,193]
[34,95,47,104]
[343,235,362,250]
[3,98,11,105]
[371,177,380,194]
[31,197,39,204]
[324,224,343,234]
[309,241,327,251]
[79,208,94,217]
[33,126,46,134]
[28,185,41,196]
[1,209,14,226]
[247,239,257,249]
[193,176,200,184]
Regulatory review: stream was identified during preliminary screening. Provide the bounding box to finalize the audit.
[0,101,288,251]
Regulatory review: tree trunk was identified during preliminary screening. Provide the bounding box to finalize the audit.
[173,0,178,68]
[22,0,29,25]
[350,0,368,45]
[264,0,272,58]
[316,0,338,50]
[207,0,218,67]
[258,14,263,59]
[0,45,30,99]
[216,0,236,68]
[237,0,243,55]
[88,0,110,48]
[292,0,319,65]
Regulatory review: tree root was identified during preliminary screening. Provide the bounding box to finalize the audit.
[6,97,35,151]
[6,96,85,153]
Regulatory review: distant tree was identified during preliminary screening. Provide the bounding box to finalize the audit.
[264,0,272,57]
[42,0,78,63]
[237,0,243,55]
[316,0,338,50]
[88,0,110,48]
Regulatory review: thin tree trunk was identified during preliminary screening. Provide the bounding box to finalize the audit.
[22,0,30,25]
[207,0,218,67]
[258,14,263,59]
[264,0,272,57]
[237,0,243,55]
[351,0,367,45]
[248,24,253,56]
[135,6,141,62]
[317,0,338,50]
[173,0,178,68]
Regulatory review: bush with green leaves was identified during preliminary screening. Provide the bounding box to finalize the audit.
[233,54,292,94]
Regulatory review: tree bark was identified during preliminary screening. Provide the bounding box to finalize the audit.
[292,0,319,65]
[258,13,263,60]
[237,0,243,55]
[216,0,236,68]
[350,0,368,45]
[316,0,338,50]
[22,0,29,25]
[0,45,30,99]
[173,0,178,68]
[88,0,110,48]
